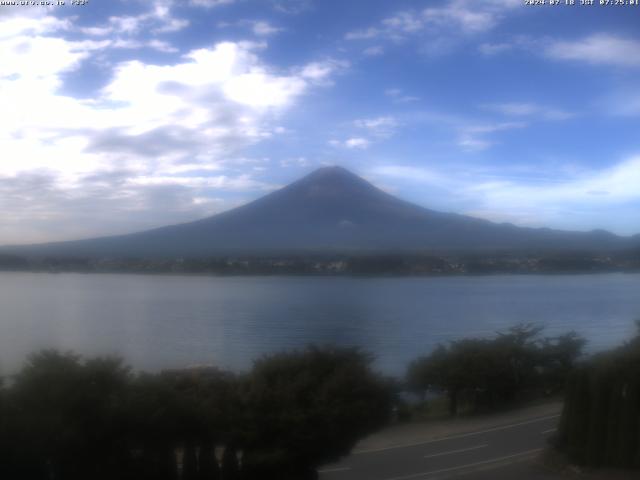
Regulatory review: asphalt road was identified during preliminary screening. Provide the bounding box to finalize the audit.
[318,413,560,480]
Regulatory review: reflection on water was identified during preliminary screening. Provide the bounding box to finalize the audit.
[1,272,639,375]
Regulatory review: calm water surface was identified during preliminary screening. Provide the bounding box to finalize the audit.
[1,272,639,376]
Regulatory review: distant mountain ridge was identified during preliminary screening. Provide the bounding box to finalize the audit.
[3,166,639,258]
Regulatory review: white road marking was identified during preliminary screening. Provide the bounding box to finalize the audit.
[541,428,557,434]
[423,443,488,459]
[382,448,543,480]
[318,466,351,474]
[354,414,560,455]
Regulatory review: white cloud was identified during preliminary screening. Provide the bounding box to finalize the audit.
[251,20,283,36]
[330,138,370,149]
[109,38,179,52]
[217,19,284,37]
[546,34,640,68]
[271,0,313,14]
[457,122,526,151]
[80,26,114,36]
[345,0,521,42]
[602,91,640,117]
[479,33,640,70]
[279,156,310,168]
[344,137,370,149]
[345,27,381,41]
[354,116,397,129]
[457,136,494,151]
[154,18,190,34]
[0,4,345,244]
[385,88,420,103]
[478,42,512,55]
[371,165,451,185]
[108,15,143,34]
[382,11,425,35]
[371,155,640,234]
[354,116,399,138]
[421,3,496,34]
[328,116,399,151]
[298,59,349,85]
[2,38,316,174]
[189,0,236,7]
[468,156,640,223]
[482,102,574,120]
[363,45,384,57]
[0,35,88,81]
[0,14,70,39]
[76,2,190,38]
[463,122,526,134]
[0,173,247,244]
[129,174,270,190]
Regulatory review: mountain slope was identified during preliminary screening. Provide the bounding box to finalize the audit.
[4,166,637,257]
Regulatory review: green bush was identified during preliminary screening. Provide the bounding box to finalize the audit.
[407,324,585,416]
[0,346,392,480]
[557,323,640,469]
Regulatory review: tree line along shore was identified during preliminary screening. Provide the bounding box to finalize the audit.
[4,322,639,479]
[1,249,639,275]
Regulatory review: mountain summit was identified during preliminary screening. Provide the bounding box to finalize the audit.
[5,166,637,257]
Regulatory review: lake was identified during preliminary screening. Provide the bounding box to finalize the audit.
[1,272,639,376]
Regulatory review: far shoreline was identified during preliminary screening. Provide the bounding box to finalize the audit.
[1,268,639,279]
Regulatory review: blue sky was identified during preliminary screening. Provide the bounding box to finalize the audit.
[1,0,639,243]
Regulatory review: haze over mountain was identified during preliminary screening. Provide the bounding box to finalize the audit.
[4,167,639,258]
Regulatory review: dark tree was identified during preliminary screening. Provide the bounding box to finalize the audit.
[0,347,392,480]
[240,346,393,479]
[557,322,640,469]
[407,324,585,416]
[6,351,132,480]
